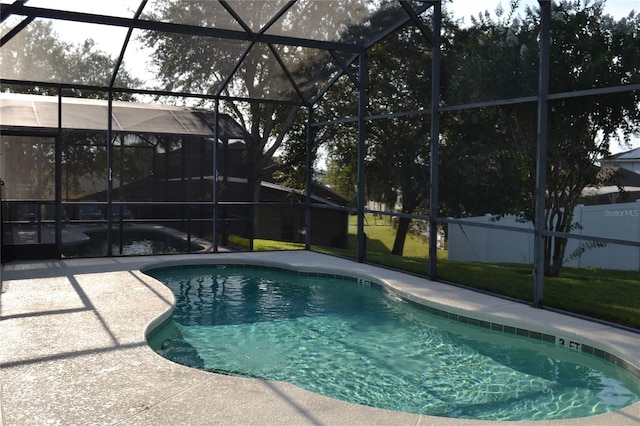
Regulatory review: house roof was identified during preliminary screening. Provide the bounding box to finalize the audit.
[0,92,250,140]
[605,147,640,161]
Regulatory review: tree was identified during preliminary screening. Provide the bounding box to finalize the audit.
[141,1,350,240]
[272,107,317,193]
[140,0,405,243]
[441,0,640,276]
[322,123,359,206]
[439,108,528,219]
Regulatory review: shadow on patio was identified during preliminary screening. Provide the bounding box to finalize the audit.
[0,256,424,425]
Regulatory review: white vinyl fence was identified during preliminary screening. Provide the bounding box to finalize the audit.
[447,200,640,271]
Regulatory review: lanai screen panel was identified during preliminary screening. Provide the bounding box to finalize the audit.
[0,0,436,104]
[0,135,55,200]
[263,0,416,44]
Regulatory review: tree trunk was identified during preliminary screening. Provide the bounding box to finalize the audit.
[543,235,553,276]
[251,176,261,247]
[550,207,570,276]
[246,145,258,251]
[549,235,567,276]
[544,208,570,277]
[392,217,411,256]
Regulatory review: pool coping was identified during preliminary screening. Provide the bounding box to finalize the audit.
[1,251,639,425]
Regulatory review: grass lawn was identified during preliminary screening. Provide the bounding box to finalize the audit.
[246,214,639,329]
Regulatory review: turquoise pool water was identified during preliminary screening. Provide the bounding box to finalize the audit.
[146,265,640,420]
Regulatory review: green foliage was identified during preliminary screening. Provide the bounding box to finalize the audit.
[439,108,530,218]
[253,240,305,251]
[272,108,316,191]
[323,145,359,205]
[226,234,250,250]
[566,239,608,262]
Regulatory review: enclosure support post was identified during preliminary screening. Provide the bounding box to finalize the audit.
[428,2,442,279]
[357,51,368,263]
[0,178,3,270]
[212,99,220,253]
[55,88,63,258]
[533,0,551,307]
[106,91,114,257]
[305,106,314,250]
[116,134,124,255]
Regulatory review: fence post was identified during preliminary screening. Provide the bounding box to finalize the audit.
[636,199,640,272]
[533,0,551,308]
[575,204,584,268]
[428,2,442,278]
[485,214,492,262]
[356,52,367,263]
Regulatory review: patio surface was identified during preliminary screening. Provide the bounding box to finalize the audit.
[1,251,639,425]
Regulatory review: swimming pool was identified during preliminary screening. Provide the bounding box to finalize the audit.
[145,263,640,421]
[65,227,206,257]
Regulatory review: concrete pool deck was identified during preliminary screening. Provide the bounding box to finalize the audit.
[1,251,639,425]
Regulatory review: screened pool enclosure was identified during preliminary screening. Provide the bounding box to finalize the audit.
[1,1,639,314]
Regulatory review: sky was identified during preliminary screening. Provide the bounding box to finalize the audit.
[39,1,640,56]
[17,0,640,153]
[447,0,639,22]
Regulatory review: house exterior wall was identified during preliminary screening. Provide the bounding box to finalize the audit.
[255,206,305,243]
[606,160,640,174]
[309,208,349,248]
[448,200,640,271]
[255,206,348,248]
